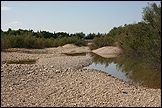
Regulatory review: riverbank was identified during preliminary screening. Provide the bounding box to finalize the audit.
[1,45,161,107]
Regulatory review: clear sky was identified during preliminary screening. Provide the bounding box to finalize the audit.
[1,1,161,35]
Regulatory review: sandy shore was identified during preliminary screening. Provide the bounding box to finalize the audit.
[1,45,161,107]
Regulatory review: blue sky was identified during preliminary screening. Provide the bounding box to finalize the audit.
[1,1,161,35]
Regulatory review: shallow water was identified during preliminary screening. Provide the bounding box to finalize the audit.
[63,53,88,56]
[66,52,161,89]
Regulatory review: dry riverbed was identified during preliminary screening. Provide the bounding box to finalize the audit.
[1,44,161,107]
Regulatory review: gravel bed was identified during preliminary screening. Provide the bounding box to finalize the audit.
[1,45,91,64]
[1,64,161,107]
[38,56,93,69]
[1,52,60,64]
[1,46,161,107]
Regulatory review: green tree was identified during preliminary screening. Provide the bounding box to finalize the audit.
[75,32,85,39]
[142,2,161,32]
[58,34,64,39]
[7,28,12,35]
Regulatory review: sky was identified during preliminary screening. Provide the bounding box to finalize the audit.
[1,1,161,35]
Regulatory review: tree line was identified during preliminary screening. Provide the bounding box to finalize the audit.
[1,28,105,49]
[1,28,104,40]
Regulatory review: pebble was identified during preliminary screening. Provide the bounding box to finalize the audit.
[10,87,13,90]
[1,46,161,107]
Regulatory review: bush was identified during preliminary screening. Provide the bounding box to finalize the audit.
[14,35,24,48]
[89,36,114,50]
[1,35,11,50]
[118,22,161,70]
[1,33,87,50]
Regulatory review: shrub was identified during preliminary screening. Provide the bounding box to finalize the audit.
[118,22,161,70]
[89,36,114,50]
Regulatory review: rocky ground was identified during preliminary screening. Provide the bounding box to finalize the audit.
[1,44,161,107]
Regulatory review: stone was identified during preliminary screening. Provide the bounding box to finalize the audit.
[10,87,13,90]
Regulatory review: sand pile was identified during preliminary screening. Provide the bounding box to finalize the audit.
[92,46,123,58]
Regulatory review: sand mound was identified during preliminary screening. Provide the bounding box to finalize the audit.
[92,46,122,58]
[62,44,79,48]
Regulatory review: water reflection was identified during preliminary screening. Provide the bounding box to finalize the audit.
[63,52,88,56]
[84,52,161,89]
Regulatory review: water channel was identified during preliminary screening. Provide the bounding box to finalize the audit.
[65,52,161,89]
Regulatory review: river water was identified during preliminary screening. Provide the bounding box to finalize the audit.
[65,52,161,89]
